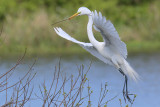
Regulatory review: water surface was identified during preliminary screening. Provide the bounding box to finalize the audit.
[0,54,160,107]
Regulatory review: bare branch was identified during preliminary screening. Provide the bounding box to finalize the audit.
[0,49,26,79]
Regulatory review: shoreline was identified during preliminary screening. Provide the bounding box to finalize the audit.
[0,41,160,58]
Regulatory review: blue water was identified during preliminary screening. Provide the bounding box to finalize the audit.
[0,54,160,107]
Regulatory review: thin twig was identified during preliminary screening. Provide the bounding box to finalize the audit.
[0,49,26,79]
[0,59,36,92]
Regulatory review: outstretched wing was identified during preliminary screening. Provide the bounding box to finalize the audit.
[92,11,127,59]
[54,27,113,65]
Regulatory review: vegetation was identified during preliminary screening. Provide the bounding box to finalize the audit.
[0,0,160,56]
[0,54,136,106]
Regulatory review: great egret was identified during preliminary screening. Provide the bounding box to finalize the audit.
[54,7,139,103]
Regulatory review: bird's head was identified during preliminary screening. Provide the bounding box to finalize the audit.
[77,7,91,16]
[69,7,91,20]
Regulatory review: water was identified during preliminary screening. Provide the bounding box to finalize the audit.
[0,54,160,107]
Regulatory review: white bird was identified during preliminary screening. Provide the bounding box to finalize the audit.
[54,7,139,103]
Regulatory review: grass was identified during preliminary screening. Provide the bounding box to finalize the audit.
[127,41,160,54]
[0,41,160,57]
[0,0,160,57]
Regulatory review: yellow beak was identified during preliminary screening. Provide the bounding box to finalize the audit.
[68,12,80,20]
[52,12,80,25]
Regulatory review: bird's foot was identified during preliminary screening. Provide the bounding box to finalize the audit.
[119,68,135,104]
[123,89,134,104]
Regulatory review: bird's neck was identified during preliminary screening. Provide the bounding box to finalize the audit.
[87,15,100,48]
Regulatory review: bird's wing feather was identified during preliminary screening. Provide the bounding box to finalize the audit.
[92,11,128,59]
[54,27,113,65]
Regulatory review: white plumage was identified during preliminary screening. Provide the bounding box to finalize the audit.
[92,10,127,59]
[54,7,139,103]
[54,28,113,65]
[92,10,139,81]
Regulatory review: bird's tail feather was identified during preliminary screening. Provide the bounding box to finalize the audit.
[120,59,139,82]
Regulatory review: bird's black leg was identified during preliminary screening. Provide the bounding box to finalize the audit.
[118,68,133,104]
